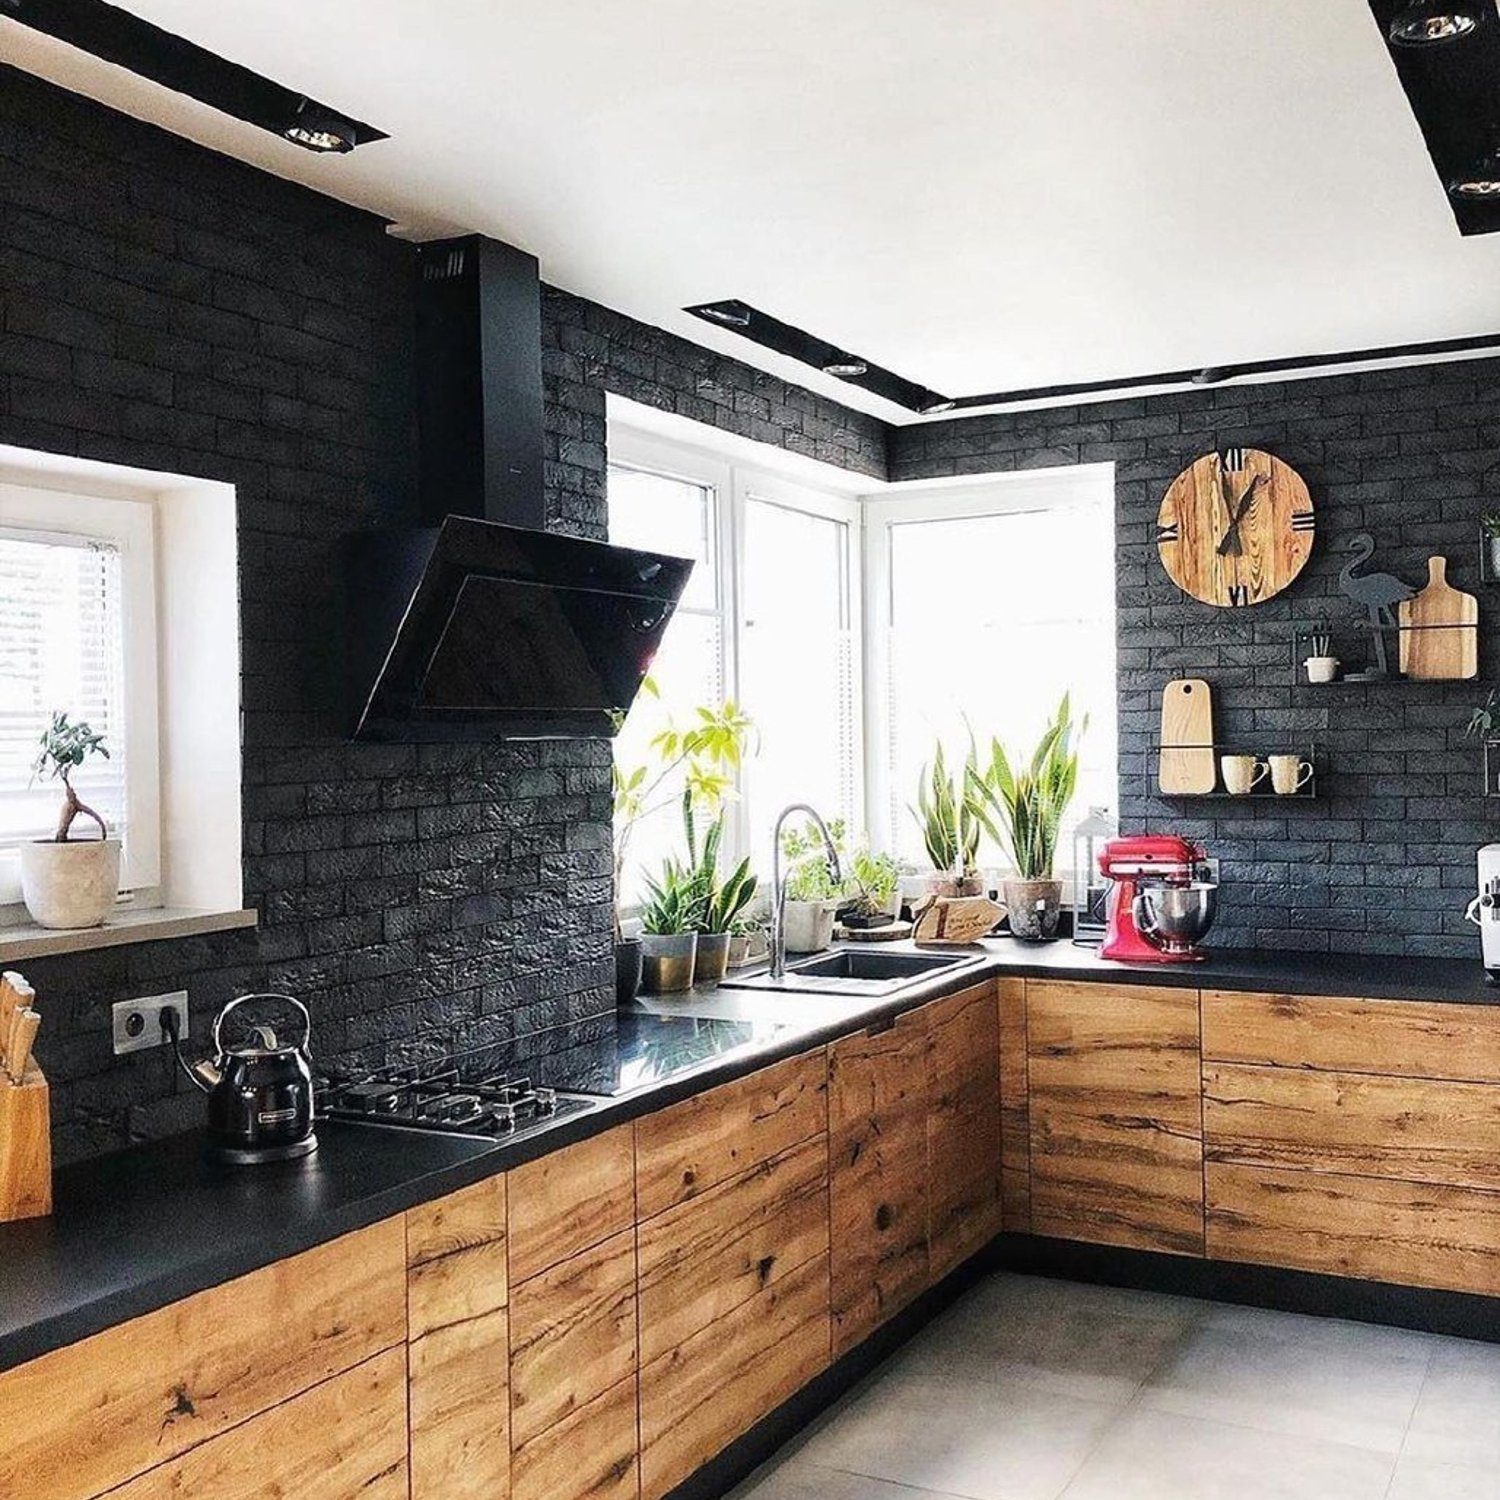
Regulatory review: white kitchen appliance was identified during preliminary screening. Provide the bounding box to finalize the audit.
[1464,844,1500,982]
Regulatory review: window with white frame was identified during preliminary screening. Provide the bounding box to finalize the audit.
[608,429,862,903]
[0,483,160,906]
[863,466,1117,885]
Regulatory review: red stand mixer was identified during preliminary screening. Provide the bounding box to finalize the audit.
[1098,834,1219,963]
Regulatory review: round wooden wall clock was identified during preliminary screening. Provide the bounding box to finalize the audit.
[1156,448,1314,608]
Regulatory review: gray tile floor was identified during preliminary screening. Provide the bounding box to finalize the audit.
[727,1274,1500,1500]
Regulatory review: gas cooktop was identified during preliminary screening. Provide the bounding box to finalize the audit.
[318,1067,597,1140]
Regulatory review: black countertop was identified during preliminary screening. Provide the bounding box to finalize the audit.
[1,938,1495,1375]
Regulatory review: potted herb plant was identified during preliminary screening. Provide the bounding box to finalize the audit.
[680,794,757,985]
[727,912,767,969]
[842,848,900,930]
[638,860,704,994]
[779,818,846,954]
[20,712,119,930]
[911,743,984,897]
[969,696,1084,942]
[612,682,753,1002]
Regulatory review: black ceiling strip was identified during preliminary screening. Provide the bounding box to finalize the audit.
[1,0,386,149]
[1366,0,1500,236]
[685,301,950,413]
[688,298,1500,416]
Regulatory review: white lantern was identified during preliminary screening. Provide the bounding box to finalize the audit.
[1071,806,1115,945]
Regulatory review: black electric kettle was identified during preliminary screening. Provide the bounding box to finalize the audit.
[187,994,318,1165]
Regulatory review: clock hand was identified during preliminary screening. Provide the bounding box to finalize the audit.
[1216,473,1264,556]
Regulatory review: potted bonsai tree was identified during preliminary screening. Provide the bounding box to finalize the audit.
[969,695,1084,942]
[779,818,846,954]
[842,847,901,929]
[911,742,984,897]
[21,712,119,930]
[612,682,753,1002]
[638,859,704,995]
[675,792,757,985]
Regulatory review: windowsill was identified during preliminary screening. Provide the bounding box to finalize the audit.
[0,905,258,962]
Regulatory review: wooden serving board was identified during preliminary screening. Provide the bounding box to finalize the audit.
[837,920,914,942]
[1398,556,1477,680]
[1159,679,1216,793]
[913,896,1004,945]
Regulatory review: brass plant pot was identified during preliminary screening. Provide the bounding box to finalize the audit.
[693,932,732,986]
[640,932,698,993]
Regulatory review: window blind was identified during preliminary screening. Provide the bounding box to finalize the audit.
[0,531,128,846]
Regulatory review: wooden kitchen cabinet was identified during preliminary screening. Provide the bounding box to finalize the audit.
[634,1048,828,1219]
[0,1216,407,1500]
[998,977,1031,1231]
[926,981,1002,1280]
[104,1347,409,1500]
[828,1009,931,1355]
[1028,980,1204,1255]
[636,1047,831,1500]
[507,1122,639,1500]
[407,1176,511,1500]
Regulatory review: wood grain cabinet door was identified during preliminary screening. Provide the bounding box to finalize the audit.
[1028,980,1205,1256]
[829,1010,931,1356]
[926,981,1002,1281]
[407,1175,511,1500]
[0,1217,407,1500]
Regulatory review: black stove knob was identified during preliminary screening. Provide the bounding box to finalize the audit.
[535,1087,557,1114]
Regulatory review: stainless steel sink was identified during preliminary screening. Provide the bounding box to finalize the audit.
[721,948,986,996]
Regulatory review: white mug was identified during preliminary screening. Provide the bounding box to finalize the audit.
[1221,754,1267,795]
[1268,755,1314,795]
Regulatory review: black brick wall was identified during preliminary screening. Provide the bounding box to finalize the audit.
[0,67,885,1163]
[890,364,1500,957]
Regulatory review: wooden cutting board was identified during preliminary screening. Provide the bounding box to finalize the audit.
[1159,679,1216,793]
[1398,556,1477,680]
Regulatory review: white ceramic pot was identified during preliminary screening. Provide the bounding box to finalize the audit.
[1304,655,1339,684]
[20,838,121,929]
[782,900,838,954]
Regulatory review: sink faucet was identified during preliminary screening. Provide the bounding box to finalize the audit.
[770,804,843,980]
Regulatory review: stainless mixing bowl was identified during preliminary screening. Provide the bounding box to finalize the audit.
[1134,881,1219,953]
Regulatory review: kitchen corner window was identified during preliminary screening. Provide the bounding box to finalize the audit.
[608,430,862,903]
[864,467,1117,883]
[0,484,160,907]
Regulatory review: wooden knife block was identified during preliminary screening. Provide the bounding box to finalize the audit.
[0,1064,51,1222]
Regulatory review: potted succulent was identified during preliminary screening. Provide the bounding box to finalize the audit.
[612,682,753,1002]
[20,713,119,930]
[841,848,901,929]
[727,912,768,969]
[638,860,704,994]
[680,794,757,985]
[969,695,1084,943]
[779,818,846,954]
[911,743,984,897]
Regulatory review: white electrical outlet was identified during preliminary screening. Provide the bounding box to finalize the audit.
[112,992,189,1056]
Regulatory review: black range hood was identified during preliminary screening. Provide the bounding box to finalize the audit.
[344,236,691,741]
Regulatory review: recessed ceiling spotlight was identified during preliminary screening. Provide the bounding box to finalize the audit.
[1191,366,1228,385]
[1388,1,1480,44]
[284,99,359,153]
[1450,157,1500,197]
[688,301,754,329]
[919,397,958,414]
[821,358,869,379]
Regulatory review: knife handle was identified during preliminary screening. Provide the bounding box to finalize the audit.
[9,1011,39,1083]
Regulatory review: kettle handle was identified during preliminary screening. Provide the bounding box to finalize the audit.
[214,993,312,1056]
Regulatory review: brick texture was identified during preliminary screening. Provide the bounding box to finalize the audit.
[0,67,884,1163]
[890,365,1500,958]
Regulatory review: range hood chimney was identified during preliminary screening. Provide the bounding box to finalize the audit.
[343,235,691,742]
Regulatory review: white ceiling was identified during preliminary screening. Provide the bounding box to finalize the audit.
[4,1,1500,421]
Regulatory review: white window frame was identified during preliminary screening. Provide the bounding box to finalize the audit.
[861,462,1116,866]
[607,424,864,878]
[0,482,162,905]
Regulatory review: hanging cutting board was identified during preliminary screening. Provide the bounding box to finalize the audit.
[1398,557,1477,680]
[1159,678,1216,793]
